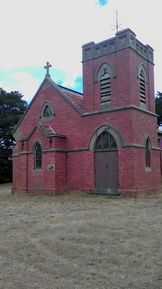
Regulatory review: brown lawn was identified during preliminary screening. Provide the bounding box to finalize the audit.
[0,183,162,289]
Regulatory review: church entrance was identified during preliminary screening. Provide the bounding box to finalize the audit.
[94,131,119,194]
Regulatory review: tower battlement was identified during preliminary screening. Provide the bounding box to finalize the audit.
[82,28,154,64]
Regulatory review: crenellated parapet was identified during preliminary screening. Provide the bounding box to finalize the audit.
[82,28,154,64]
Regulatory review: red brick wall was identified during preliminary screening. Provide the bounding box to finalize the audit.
[83,48,155,113]
[13,103,161,195]
[12,38,161,195]
[12,154,27,193]
[67,151,94,191]
[118,147,161,194]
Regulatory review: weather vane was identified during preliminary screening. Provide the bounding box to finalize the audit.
[116,10,119,33]
[44,61,52,77]
[112,10,122,34]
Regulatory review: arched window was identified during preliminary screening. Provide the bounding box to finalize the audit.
[138,66,147,104]
[34,142,42,169]
[95,131,117,151]
[145,137,151,168]
[97,63,115,103]
[41,103,54,118]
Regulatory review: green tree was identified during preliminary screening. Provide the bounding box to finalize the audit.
[0,148,12,183]
[0,88,27,183]
[155,91,162,127]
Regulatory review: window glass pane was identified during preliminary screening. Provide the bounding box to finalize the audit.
[43,105,53,117]
[35,143,42,169]
[95,132,117,150]
[145,138,151,167]
[95,135,102,150]
[102,132,109,149]
[110,134,117,148]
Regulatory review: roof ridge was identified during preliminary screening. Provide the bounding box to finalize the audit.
[58,85,83,96]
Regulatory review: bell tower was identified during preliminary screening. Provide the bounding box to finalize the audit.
[82,28,155,113]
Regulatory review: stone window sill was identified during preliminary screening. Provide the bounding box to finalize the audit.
[145,167,152,172]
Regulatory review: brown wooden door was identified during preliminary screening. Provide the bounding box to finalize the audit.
[95,150,118,189]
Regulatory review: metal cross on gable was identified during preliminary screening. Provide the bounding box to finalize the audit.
[44,61,52,77]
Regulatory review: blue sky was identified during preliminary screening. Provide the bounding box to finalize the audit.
[0,0,162,102]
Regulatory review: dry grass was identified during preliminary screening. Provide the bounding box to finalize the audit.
[0,183,162,289]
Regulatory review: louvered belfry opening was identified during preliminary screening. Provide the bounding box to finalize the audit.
[140,69,146,104]
[100,68,111,103]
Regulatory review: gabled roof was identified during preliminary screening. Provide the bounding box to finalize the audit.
[49,78,84,114]
[58,85,84,113]
[38,123,66,138]
[38,124,56,137]
[14,76,84,133]
[35,76,84,115]
[19,123,66,141]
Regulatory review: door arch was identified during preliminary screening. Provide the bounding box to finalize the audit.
[94,131,119,192]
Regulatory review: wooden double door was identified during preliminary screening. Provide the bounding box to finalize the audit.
[94,150,119,190]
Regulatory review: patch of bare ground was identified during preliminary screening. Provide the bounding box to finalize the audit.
[0,183,162,289]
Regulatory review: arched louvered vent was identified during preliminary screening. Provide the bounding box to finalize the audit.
[139,69,146,104]
[100,68,111,102]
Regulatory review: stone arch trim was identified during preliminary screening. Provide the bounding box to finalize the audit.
[32,141,43,153]
[137,64,147,82]
[97,62,116,81]
[89,124,124,151]
[144,135,152,169]
[40,101,55,119]
[32,141,43,170]
[144,135,152,148]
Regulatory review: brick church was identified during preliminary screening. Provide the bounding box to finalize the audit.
[12,28,162,196]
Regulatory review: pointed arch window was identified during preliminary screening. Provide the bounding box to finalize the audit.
[139,66,147,104]
[145,137,151,168]
[34,142,42,169]
[95,131,117,151]
[41,103,54,119]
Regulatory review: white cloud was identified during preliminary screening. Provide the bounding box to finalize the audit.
[61,77,76,89]
[1,72,40,103]
[0,0,162,96]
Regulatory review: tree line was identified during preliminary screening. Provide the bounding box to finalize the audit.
[0,88,27,183]
[155,91,162,127]
[0,88,162,183]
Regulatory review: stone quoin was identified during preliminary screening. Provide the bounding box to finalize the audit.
[12,28,162,196]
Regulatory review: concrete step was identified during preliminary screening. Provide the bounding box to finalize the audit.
[90,188,121,197]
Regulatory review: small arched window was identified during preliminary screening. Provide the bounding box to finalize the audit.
[42,103,54,118]
[34,142,42,169]
[95,131,117,151]
[145,137,151,168]
[139,66,147,104]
